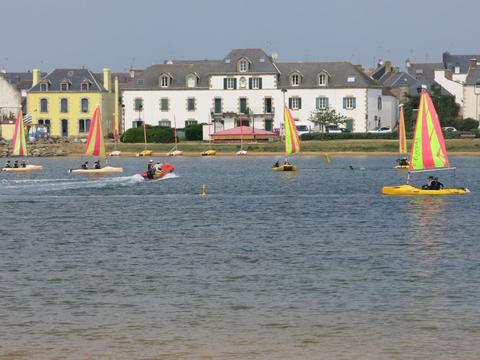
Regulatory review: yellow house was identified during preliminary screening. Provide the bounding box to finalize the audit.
[27,68,119,137]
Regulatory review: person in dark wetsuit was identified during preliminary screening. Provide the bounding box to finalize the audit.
[13,160,19,168]
[147,160,154,179]
[422,176,434,190]
[274,160,280,168]
[81,161,89,169]
[4,160,12,168]
[21,160,27,168]
[94,160,101,169]
[431,177,444,190]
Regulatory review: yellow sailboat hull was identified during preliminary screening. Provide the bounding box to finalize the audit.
[272,164,297,171]
[70,166,123,174]
[382,184,469,196]
[136,150,153,157]
[201,149,216,156]
[394,164,409,169]
[166,150,183,156]
[1,164,43,172]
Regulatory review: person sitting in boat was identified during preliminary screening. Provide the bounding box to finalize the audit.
[153,162,163,173]
[397,157,409,166]
[147,160,155,179]
[422,176,434,190]
[21,160,27,168]
[431,177,444,190]
[4,160,11,168]
[284,159,290,165]
[81,161,89,169]
[273,160,280,168]
[13,160,19,168]
[94,160,101,169]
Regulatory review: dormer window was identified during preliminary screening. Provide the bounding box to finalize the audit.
[454,66,460,74]
[291,73,301,86]
[81,80,91,91]
[347,76,355,83]
[415,69,423,75]
[318,73,328,86]
[186,74,197,88]
[238,59,249,72]
[60,80,71,91]
[160,75,171,88]
[40,81,49,91]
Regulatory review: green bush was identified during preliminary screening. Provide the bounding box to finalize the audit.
[184,124,203,141]
[121,126,174,143]
[455,118,479,131]
[301,132,398,141]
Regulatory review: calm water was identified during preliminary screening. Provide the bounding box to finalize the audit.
[0,156,479,360]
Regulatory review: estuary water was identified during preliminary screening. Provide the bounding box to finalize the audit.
[0,156,479,360]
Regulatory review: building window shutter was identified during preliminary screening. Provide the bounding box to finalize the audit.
[298,98,302,109]
[233,78,237,89]
[288,98,292,109]
[343,97,347,109]
[259,78,262,89]
[248,78,252,89]
[326,98,329,108]
[353,97,356,109]
[223,78,227,90]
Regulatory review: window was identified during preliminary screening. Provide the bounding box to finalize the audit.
[160,75,170,87]
[343,96,356,109]
[81,98,89,113]
[347,76,355,83]
[187,98,196,111]
[318,74,327,86]
[454,66,460,74]
[239,59,248,72]
[377,96,382,110]
[264,97,273,113]
[288,97,302,110]
[81,82,90,91]
[60,98,68,113]
[186,75,197,88]
[291,74,300,86]
[214,98,222,114]
[265,119,273,131]
[40,82,49,91]
[160,98,169,111]
[78,118,91,133]
[185,120,197,126]
[40,98,48,113]
[132,120,143,128]
[239,98,247,114]
[316,97,329,110]
[250,77,262,89]
[159,120,171,127]
[136,79,145,85]
[224,77,237,89]
[134,98,143,111]
[60,82,70,91]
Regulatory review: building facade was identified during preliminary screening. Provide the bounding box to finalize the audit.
[27,68,117,137]
[122,49,398,135]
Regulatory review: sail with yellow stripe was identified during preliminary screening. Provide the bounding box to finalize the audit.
[12,111,27,156]
[85,106,106,157]
[398,105,407,155]
[284,105,301,156]
[409,89,450,171]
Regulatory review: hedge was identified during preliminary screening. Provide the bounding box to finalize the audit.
[301,132,399,141]
[185,124,203,141]
[121,126,174,143]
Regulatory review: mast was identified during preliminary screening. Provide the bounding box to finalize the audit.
[173,114,178,150]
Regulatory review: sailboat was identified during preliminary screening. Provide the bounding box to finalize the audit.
[236,121,247,156]
[272,105,301,171]
[166,115,183,156]
[201,113,216,156]
[136,117,153,157]
[109,116,121,156]
[70,106,123,174]
[1,111,43,172]
[382,89,468,195]
[394,105,409,169]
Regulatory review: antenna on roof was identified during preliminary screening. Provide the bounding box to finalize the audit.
[271,52,278,62]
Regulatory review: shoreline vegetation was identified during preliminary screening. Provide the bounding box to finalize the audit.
[1,139,480,157]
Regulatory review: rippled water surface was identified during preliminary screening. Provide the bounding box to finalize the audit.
[1,156,479,360]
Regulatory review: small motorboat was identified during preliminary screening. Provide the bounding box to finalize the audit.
[201,149,216,156]
[1,164,43,172]
[136,150,153,157]
[69,166,123,174]
[166,150,183,156]
[109,150,122,156]
[141,163,175,181]
[382,184,469,196]
[272,164,297,171]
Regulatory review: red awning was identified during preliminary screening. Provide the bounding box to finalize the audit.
[212,126,276,136]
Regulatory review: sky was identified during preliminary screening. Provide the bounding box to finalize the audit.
[1,0,479,72]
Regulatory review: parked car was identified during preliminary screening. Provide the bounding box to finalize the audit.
[368,127,392,133]
[442,126,457,132]
[325,125,349,133]
[296,125,310,136]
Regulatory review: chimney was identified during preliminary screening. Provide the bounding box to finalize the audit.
[32,68,41,87]
[384,60,392,73]
[103,68,112,92]
[405,59,411,69]
[129,68,135,78]
[469,58,477,70]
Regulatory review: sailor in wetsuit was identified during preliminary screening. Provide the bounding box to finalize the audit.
[430,177,444,190]
[4,160,12,168]
[422,176,434,190]
[13,160,19,168]
[81,161,89,169]
[94,160,101,169]
[147,160,154,179]
[21,160,27,168]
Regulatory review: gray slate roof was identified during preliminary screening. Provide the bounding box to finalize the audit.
[4,71,46,91]
[381,71,421,94]
[443,52,480,74]
[214,48,278,73]
[406,62,443,86]
[465,67,480,85]
[29,68,104,92]
[276,62,380,88]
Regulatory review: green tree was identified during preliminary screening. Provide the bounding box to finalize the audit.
[184,124,204,140]
[308,108,348,133]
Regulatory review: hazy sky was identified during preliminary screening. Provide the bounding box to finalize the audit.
[1,0,478,72]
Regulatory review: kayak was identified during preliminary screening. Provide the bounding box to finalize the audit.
[382,184,469,196]
[141,163,175,181]
[272,164,297,171]
[201,149,216,156]
[136,150,153,157]
[69,166,123,174]
[1,164,43,172]
[166,150,183,156]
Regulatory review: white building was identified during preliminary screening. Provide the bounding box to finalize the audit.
[122,49,397,136]
[0,71,22,120]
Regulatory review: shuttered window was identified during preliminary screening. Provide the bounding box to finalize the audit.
[343,97,356,109]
